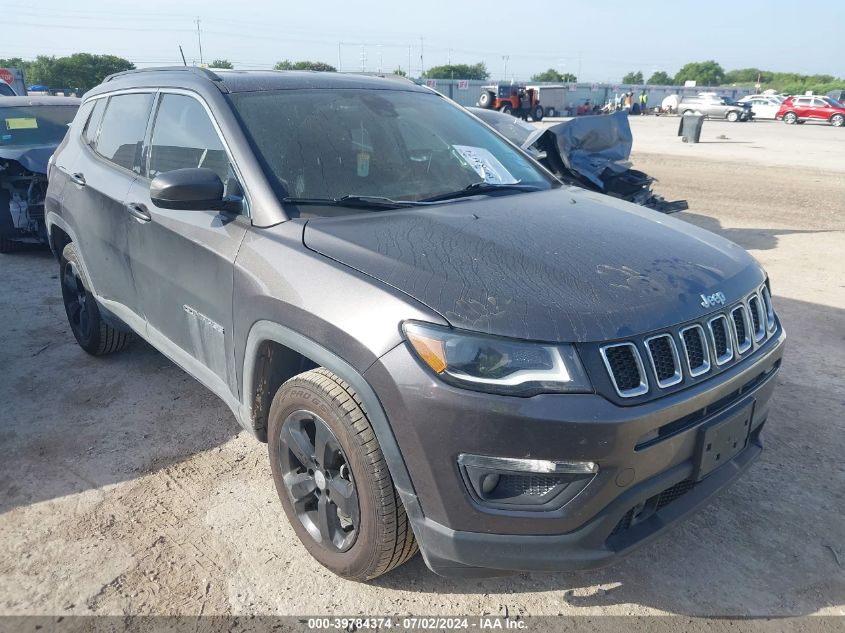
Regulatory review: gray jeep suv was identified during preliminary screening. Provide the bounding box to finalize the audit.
[45,67,785,581]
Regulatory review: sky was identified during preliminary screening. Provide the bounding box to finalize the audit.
[3,0,843,82]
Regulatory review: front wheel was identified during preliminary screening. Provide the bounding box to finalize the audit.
[831,114,844,127]
[60,242,132,355]
[783,112,798,124]
[499,103,513,115]
[726,111,739,122]
[268,368,418,581]
[532,104,544,122]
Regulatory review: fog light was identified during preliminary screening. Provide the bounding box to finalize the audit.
[458,453,598,510]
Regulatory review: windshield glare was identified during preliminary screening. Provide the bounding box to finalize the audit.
[229,89,553,212]
[0,106,77,147]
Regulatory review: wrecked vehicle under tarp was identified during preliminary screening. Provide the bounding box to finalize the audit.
[468,108,688,213]
[1,97,79,252]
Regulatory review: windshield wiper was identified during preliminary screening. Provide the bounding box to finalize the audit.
[421,181,544,202]
[282,195,427,210]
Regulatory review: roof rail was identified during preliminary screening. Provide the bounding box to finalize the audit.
[104,66,224,83]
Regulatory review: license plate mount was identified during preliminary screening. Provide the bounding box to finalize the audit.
[695,401,753,480]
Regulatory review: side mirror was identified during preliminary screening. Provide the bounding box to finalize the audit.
[150,168,229,211]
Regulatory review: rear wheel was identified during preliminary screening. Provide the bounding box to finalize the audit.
[478,91,494,109]
[532,104,544,122]
[783,112,798,124]
[726,111,739,122]
[831,114,844,127]
[268,368,418,581]
[0,237,21,253]
[499,102,513,115]
[60,242,132,356]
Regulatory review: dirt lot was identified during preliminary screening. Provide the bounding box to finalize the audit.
[1,116,844,618]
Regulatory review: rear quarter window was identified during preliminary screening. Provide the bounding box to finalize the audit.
[83,98,107,146]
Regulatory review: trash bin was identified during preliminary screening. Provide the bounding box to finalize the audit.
[678,113,704,143]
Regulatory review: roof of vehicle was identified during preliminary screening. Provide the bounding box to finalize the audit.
[96,66,430,95]
[0,96,81,107]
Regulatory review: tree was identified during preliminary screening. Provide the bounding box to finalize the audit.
[530,68,576,82]
[210,59,233,69]
[274,60,336,72]
[622,71,643,84]
[673,60,725,86]
[424,63,489,80]
[647,71,672,85]
[23,53,134,92]
[392,68,407,77]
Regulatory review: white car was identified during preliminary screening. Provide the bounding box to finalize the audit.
[738,95,783,119]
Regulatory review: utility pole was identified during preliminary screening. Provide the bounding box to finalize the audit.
[338,42,342,72]
[420,36,424,77]
[378,45,383,73]
[502,55,509,81]
[360,45,366,72]
[408,45,412,78]
[577,52,582,82]
[196,18,203,66]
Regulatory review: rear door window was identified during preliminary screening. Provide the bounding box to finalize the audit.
[94,93,153,173]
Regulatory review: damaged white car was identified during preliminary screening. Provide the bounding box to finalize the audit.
[1,96,79,252]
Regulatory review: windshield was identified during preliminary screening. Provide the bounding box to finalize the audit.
[0,105,77,147]
[824,97,844,109]
[229,89,554,213]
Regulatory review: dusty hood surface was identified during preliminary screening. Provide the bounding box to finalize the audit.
[0,145,55,174]
[304,188,764,343]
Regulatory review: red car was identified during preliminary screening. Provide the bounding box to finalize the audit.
[777,95,845,127]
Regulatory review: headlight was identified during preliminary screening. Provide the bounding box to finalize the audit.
[402,321,592,396]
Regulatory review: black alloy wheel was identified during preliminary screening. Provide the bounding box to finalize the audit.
[278,409,360,552]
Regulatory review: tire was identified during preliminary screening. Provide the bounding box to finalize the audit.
[783,112,798,124]
[499,103,513,115]
[60,242,132,356]
[682,109,695,116]
[532,105,544,122]
[726,111,739,122]
[268,368,418,581]
[478,91,494,109]
[0,237,21,253]
[831,114,844,127]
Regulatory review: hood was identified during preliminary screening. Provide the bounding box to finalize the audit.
[304,189,765,343]
[0,145,56,174]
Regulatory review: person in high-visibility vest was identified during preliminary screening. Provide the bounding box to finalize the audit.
[639,90,649,115]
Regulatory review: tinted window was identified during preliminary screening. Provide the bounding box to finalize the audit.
[148,94,229,181]
[0,83,16,97]
[83,98,107,146]
[95,93,153,173]
[230,89,553,212]
[0,105,78,147]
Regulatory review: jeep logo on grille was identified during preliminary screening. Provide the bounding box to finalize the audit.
[700,291,727,308]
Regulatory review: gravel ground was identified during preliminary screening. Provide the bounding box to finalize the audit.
[1,117,844,619]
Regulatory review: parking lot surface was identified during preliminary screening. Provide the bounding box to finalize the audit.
[1,116,843,617]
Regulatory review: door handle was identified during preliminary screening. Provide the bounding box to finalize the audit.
[69,172,86,187]
[126,202,152,223]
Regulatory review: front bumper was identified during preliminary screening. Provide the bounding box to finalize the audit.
[364,328,785,577]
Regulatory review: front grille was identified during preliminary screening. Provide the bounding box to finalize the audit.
[600,343,647,397]
[609,479,697,539]
[708,315,733,365]
[594,284,776,402]
[645,335,681,387]
[496,474,562,497]
[681,325,710,376]
[731,305,752,354]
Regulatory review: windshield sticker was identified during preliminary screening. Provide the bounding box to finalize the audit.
[6,117,38,130]
[452,145,518,184]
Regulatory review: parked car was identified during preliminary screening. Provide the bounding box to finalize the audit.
[1,96,80,252]
[738,95,783,120]
[776,95,845,126]
[469,106,688,213]
[46,67,785,581]
[677,95,750,121]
